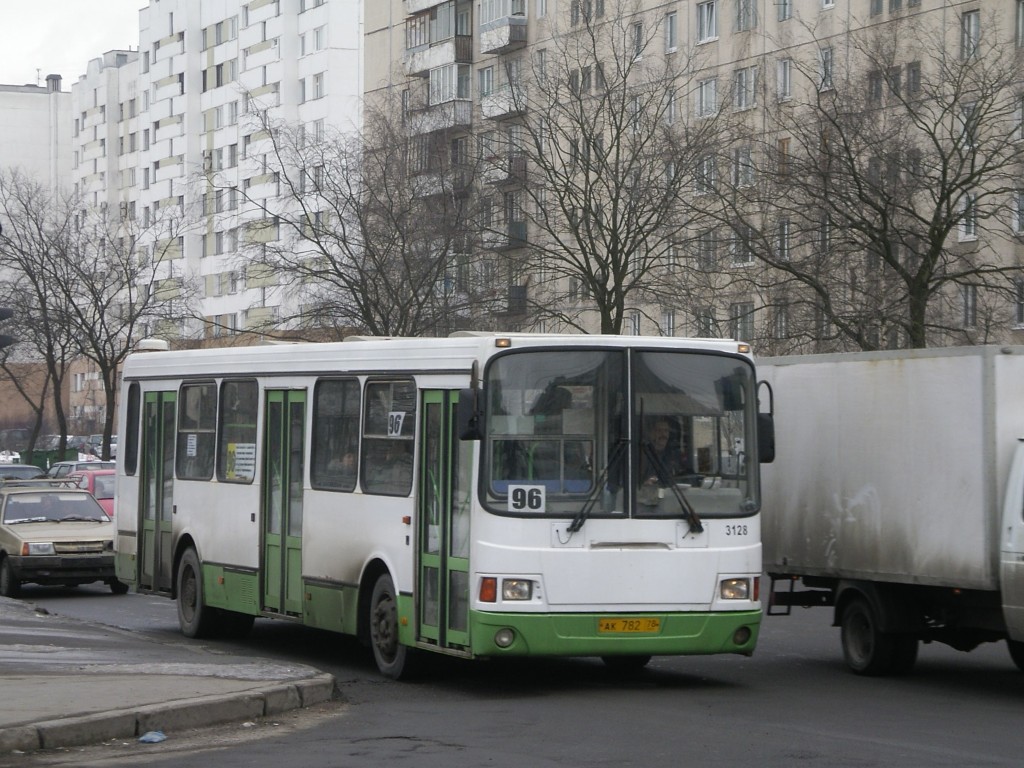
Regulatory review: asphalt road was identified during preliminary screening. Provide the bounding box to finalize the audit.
[16,584,1024,768]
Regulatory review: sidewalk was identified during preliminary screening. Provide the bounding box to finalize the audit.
[0,596,335,754]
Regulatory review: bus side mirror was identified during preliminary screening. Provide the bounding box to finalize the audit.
[757,413,775,464]
[457,388,485,441]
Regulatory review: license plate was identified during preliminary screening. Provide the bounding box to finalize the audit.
[597,617,661,633]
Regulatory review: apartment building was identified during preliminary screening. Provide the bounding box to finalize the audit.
[0,75,72,193]
[70,0,364,341]
[365,0,1024,351]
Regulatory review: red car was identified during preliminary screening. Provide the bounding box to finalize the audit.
[68,469,116,518]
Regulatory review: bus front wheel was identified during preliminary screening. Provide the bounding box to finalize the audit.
[369,573,414,679]
[177,548,219,639]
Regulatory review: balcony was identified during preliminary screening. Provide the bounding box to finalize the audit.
[408,99,473,135]
[481,83,526,120]
[482,153,526,186]
[480,17,527,55]
[485,221,527,250]
[404,35,472,78]
[404,0,450,14]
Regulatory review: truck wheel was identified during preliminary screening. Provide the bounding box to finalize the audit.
[1007,640,1024,672]
[369,573,415,679]
[177,548,220,639]
[0,557,20,598]
[841,597,897,675]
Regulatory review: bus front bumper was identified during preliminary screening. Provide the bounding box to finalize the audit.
[468,609,761,658]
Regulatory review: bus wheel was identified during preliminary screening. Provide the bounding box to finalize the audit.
[369,573,412,679]
[1007,640,1024,672]
[108,578,129,595]
[177,548,219,639]
[602,655,652,672]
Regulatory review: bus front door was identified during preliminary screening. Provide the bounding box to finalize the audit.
[418,391,471,652]
[139,391,176,593]
[262,390,305,616]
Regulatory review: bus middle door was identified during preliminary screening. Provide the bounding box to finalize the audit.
[418,390,471,653]
[262,389,306,617]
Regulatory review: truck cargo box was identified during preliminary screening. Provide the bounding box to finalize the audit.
[760,346,1024,592]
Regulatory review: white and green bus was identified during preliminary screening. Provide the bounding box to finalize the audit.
[115,333,774,677]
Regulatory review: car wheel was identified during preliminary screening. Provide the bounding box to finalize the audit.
[0,557,21,598]
[176,548,220,638]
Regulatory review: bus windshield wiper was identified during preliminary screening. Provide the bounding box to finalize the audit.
[568,438,628,534]
[640,441,703,535]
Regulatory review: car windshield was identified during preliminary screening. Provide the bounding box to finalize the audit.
[3,494,109,523]
[0,466,44,479]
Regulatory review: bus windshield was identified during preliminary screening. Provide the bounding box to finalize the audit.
[483,348,758,519]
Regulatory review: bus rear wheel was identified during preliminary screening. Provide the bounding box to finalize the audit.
[177,547,219,639]
[369,573,414,679]
[602,655,652,672]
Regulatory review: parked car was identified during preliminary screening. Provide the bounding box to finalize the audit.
[46,461,115,479]
[0,478,126,596]
[0,465,46,480]
[87,434,118,459]
[68,469,116,518]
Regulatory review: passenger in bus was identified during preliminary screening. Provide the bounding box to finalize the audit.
[365,440,413,494]
[640,417,688,487]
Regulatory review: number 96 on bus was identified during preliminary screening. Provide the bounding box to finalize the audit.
[508,484,546,514]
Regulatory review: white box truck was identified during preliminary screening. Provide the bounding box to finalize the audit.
[760,346,1024,675]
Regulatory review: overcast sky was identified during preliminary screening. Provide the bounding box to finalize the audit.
[1,1,143,87]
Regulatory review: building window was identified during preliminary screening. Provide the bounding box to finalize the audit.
[313,72,325,99]
[906,61,921,94]
[1015,189,1024,233]
[695,154,716,194]
[821,0,834,7]
[1015,277,1024,327]
[959,192,978,241]
[697,1,717,42]
[961,10,980,60]
[734,65,757,109]
[665,12,677,52]
[730,302,755,341]
[777,218,791,260]
[870,0,883,15]
[1018,0,1024,48]
[962,284,978,329]
[733,145,754,186]
[819,47,834,91]
[736,0,757,31]
[479,66,494,97]
[697,77,717,116]
[777,0,791,21]
[696,228,718,268]
[773,303,789,338]
[632,22,643,59]
[777,58,792,101]
[661,309,676,337]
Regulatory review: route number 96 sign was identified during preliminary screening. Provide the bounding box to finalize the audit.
[507,484,546,514]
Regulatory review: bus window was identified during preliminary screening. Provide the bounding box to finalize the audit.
[217,380,258,483]
[177,383,217,480]
[361,380,415,496]
[124,382,141,476]
[311,379,360,492]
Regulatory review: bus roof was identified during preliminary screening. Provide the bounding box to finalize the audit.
[121,334,752,382]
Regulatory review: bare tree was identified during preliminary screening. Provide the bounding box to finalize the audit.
[487,0,728,334]
[0,170,195,459]
[218,96,486,339]
[721,11,1024,351]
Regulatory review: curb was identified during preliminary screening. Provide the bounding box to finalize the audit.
[0,673,336,753]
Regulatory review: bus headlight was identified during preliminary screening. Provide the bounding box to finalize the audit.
[23,542,56,556]
[720,578,750,600]
[502,579,533,601]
